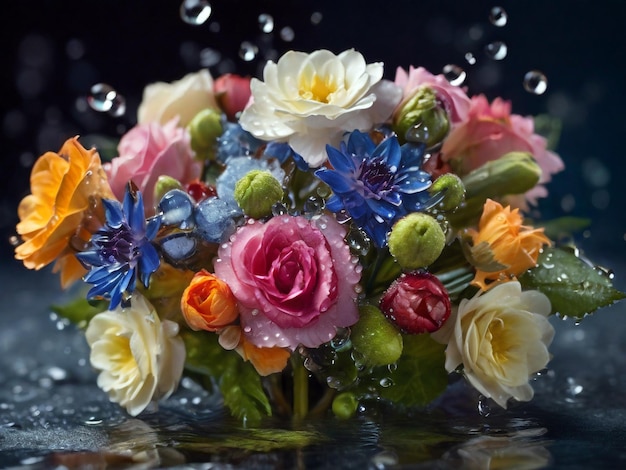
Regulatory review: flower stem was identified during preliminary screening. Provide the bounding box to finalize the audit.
[292,355,309,421]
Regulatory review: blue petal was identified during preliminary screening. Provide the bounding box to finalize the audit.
[346,131,376,157]
[365,220,390,247]
[139,242,161,277]
[145,216,161,241]
[374,137,402,170]
[397,176,432,194]
[366,198,397,220]
[400,142,426,168]
[103,199,124,228]
[344,193,368,220]
[75,250,103,267]
[325,145,356,174]
[315,169,354,194]
[128,191,147,236]
[325,195,345,212]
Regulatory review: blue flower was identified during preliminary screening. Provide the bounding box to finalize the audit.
[315,131,439,247]
[76,186,161,309]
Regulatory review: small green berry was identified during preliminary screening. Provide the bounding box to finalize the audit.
[388,213,445,270]
[234,170,284,219]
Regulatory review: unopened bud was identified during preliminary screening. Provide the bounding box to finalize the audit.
[234,170,284,219]
[388,213,445,270]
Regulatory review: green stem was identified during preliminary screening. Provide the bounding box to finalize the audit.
[308,386,336,418]
[292,355,309,421]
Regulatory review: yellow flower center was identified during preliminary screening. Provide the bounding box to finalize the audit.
[299,74,336,103]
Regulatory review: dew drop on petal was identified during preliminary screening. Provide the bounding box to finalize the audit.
[523,70,548,95]
[258,13,274,33]
[489,6,508,27]
[484,41,508,60]
[180,0,212,26]
[442,64,466,86]
[280,26,295,42]
[239,41,258,62]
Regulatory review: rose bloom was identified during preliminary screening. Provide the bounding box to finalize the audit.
[394,66,472,124]
[214,73,252,121]
[104,118,201,215]
[468,199,550,290]
[441,95,564,205]
[86,294,185,416]
[239,49,402,167]
[380,271,451,334]
[444,281,554,408]
[15,137,114,287]
[137,69,218,126]
[214,214,361,349]
[181,269,239,332]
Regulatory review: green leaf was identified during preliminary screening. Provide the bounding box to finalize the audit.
[377,334,448,407]
[51,296,108,328]
[538,216,591,240]
[182,331,272,425]
[519,247,626,318]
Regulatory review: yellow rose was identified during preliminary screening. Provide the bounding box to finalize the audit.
[137,69,218,126]
[444,282,554,408]
[86,294,186,416]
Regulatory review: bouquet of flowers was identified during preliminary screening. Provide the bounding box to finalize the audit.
[13,48,624,423]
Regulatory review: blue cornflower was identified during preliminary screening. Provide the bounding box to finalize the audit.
[76,186,161,309]
[315,131,439,247]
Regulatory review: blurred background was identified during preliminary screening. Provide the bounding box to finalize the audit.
[1,0,625,270]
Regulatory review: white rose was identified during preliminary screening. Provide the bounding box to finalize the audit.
[86,294,186,416]
[445,282,554,408]
[137,69,218,126]
[239,49,402,167]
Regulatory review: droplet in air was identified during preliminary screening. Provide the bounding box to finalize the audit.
[484,41,508,60]
[442,64,466,86]
[465,52,477,65]
[8,235,21,246]
[489,6,508,27]
[87,83,116,112]
[258,13,274,33]
[311,12,323,25]
[523,70,548,95]
[180,0,212,26]
[200,47,221,67]
[107,93,126,117]
[280,26,295,42]
[239,41,258,62]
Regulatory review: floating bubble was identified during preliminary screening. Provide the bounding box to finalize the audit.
[258,13,274,33]
[465,52,477,65]
[180,0,212,26]
[485,40,508,60]
[280,26,295,42]
[442,64,466,86]
[107,93,126,117]
[489,6,508,27]
[8,235,21,246]
[239,41,259,61]
[523,70,548,95]
[87,83,116,112]
[200,47,221,67]
[311,12,323,25]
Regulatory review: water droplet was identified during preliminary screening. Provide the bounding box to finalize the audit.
[465,52,477,65]
[47,366,67,381]
[107,93,126,117]
[370,450,399,469]
[484,41,508,60]
[311,12,323,25]
[280,26,295,42]
[478,396,492,416]
[87,83,117,112]
[405,122,430,144]
[442,64,466,86]
[84,417,103,425]
[180,0,212,26]
[379,377,394,388]
[566,377,583,396]
[200,47,221,67]
[271,202,288,216]
[8,235,21,246]
[258,13,274,33]
[239,41,258,62]
[303,196,325,216]
[489,6,508,27]
[523,70,548,95]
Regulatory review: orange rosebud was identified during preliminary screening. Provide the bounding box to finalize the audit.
[467,199,550,290]
[15,136,114,287]
[181,270,239,331]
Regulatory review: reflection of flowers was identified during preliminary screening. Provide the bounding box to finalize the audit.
[15,137,114,287]
[444,282,554,408]
[86,294,185,416]
[240,49,402,167]
[214,214,360,349]
[76,187,160,309]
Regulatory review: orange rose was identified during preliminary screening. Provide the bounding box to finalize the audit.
[181,270,239,331]
[15,137,114,287]
[467,199,550,290]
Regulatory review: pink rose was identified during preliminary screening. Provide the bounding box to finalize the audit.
[394,66,471,124]
[441,95,564,204]
[214,214,361,350]
[214,73,252,121]
[104,119,201,215]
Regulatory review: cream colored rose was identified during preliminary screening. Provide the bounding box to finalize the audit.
[137,69,218,126]
[445,282,554,408]
[86,294,186,416]
[239,49,402,167]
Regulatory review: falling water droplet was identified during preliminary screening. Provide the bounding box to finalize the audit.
[489,6,508,27]
[258,13,274,33]
[523,70,548,95]
[8,235,21,246]
[465,52,477,65]
[442,64,466,86]
[311,12,323,25]
[200,47,221,67]
[280,26,295,42]
[87,83,117,112]
[484,41,508,60]
[107,93,126,117]
[239,41,258,61]
[180,0,212,25]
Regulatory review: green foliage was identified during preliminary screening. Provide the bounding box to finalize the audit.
[519,247,626,318]
[538,216,591,240]
[51,296,108,328]
[182,331,272,425]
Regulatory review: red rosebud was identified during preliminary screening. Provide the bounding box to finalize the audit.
[214,73,252,121]
[380,271,451,334]
[186,179,217,203]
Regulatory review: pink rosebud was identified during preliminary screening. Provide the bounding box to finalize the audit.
[380,272,451,334]
[214,73,252,121]
[104,119,201,215]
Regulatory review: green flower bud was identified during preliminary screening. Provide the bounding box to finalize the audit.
[332,392,359,420]
[388,213,445,270]
[429,173,465,211]
[462,151,541,199]
[351,305,403,367]
[154,175,183,204]
[234,170,284,219]
[187,108,223,161]
[393,87,450,147]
